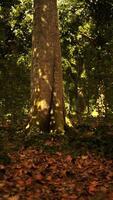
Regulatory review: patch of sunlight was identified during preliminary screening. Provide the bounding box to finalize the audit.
[58,0,63,3]
[43,5,47,12]
[81,69,87,79]
[32,116,37,119]
[23,107,29,114]
[76,8,84,16]
[51,116,54,120]
[79,21,92,36]
[91,110,99,117]
[38,69,42,77]
[33,48,37,57]
[56,102,59,107]
[50,129,56,134]
[45,78,49,84]
[53,92,57,97]
[30,107,33,113]
[34,48,37,52]
[5,113,11,117]
[43,75,47,80]
[36,121,39,125]
[26,123,30,129]
[65,117,73,127]
[70,57,76,65]
[35,87,40,92]
[46,42,50,47]
[96,92,106,114]
[50,109,54,114]
[41,17,47,24]
[44,79,52,91]
[77,33,82,40]
[36,53,39,58]
[36,99,49,110]
[50,128,65,135]
[37,87,40,92]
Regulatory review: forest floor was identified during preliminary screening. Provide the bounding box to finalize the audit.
[0,125,113,199]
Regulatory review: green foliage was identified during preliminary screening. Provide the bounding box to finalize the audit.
[58,0,113,121]
[0,0,32,127]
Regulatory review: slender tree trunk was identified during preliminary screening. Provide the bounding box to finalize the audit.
[30,0,65,133]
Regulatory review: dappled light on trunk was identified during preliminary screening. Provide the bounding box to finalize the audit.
[30,0,65,134]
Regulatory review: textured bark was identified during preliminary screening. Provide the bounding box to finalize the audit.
[31,0,65,133]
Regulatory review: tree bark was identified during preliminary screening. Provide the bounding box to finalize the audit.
[31,0,65,133]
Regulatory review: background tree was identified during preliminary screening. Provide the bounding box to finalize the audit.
[59,0,113,125]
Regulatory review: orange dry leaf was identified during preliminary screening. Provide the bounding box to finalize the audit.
[8,195,20,200]
[66,155,72,162]
[34,173,44,181]
[107,172,113,180]
[88,180,98,193]
[46,175,52,181]
[16,179,25,187]
[0,181,5,188]
[25,177,32,186]
[56,152,62,156]
[62,194,78,199]
[69,194,78,199]
[108,192,113,199]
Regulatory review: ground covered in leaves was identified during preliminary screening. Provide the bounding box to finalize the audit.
[0,125,113,199]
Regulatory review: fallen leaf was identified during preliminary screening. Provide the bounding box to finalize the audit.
[46,175,52,181]
[81,155,88,160]
[25,177,32,185]
[8,195,19,200]
[16,179,25,187]
[88,180,98,193]
[0,181,5,188]
[66,155,72,162]
[34,173,44,181]
[69,194,78,199]
[100,186,108,193]
[56,152,62,156]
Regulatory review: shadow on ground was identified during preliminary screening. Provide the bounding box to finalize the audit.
[0,124,113,162]
[65,125,113,159]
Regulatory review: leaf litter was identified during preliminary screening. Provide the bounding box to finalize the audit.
[0,145,113,200]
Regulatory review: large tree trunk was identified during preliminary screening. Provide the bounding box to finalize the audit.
[31,0,65,133]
